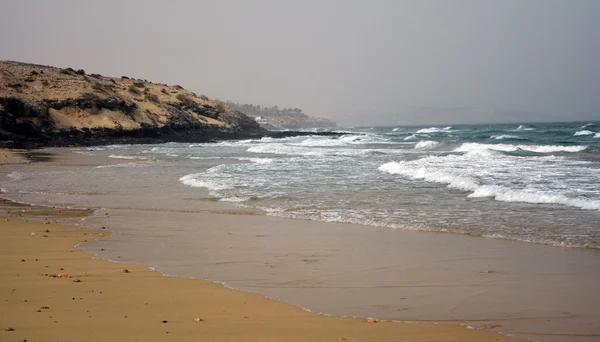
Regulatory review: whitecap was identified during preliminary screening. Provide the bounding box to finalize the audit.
[416,127,452,134]
[490,135,521,140]
[414,140,440,149]
[454,142,587,154]
[378,161,479,192]
[378,161,600,211]
[514,125,534,131]
[581,123,596,129]
[595,133,600,139]
[574,130,595,136]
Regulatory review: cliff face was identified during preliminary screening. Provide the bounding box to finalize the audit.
[0,61,263,147]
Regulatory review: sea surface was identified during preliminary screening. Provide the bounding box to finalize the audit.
[2,121,600,341]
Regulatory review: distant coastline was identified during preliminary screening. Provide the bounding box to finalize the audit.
[0,60,337,148]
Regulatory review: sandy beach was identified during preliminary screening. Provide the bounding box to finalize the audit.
[0,208,522,342]
[0,149,528,342]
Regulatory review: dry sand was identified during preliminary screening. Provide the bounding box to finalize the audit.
[0,213,522,342]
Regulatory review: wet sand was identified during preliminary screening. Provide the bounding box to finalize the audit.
[2,148,600,341]
[0,206,523,342]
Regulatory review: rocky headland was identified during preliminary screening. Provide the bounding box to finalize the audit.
[0,61,271,148]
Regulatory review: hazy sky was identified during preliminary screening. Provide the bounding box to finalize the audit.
[1,1,599,125]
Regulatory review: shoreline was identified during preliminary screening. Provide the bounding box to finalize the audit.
[0,201,522,341]
[2,147,599,341]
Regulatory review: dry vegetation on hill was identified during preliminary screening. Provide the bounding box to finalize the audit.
[0,61,262,146]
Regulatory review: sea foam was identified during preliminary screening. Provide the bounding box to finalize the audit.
[514,125,534,131]
[574,130,595,136]
[378,161,600,211]
[416,126,452,134]
[414,140,440,149]
[454,142,587,154]
[490,135,521,140]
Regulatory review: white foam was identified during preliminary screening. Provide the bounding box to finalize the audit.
[574,130,595,136]
[95,162,150,169]
[469,185,600,210]
[109,154,147,160]
[454,142,587,154]
[595,133,600,139]
[514,125,534,131]
[414,140,440,149]
[220,196,250,203]
[416,127,452,134]
[378,160,600,211]
[392,128,400,132]
[7,171,24,180]
[236,157,274,164]
[404,134,417,141]
[490,135,520,140]
[179,173,232,192]
[378,162,479,191]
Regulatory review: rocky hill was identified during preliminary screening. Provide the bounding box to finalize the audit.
[0,61,263,147]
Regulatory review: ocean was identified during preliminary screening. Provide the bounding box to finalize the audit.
[176,121,600,249]
[2,121,600,341]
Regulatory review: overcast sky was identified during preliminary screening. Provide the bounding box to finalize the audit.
[1,1,599,125]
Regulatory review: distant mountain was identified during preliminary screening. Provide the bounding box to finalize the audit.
[0,61,263,147]
[225,101,336,130]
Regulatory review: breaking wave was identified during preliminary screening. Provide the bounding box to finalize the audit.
[454,142,587,154]
[378,161,600,211]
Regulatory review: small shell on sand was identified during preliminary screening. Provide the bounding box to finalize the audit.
[30,232,36,236]
[194,317,204,322]
[366,319,378,323]
[57,273,70,279]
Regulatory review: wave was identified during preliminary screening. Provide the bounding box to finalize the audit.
[392,128,400,132]
[416,126,452,134]
[581,123,597,129]
[378,162,479,191]
[414,140,440,149]
[378,161,600,211]
[514,125,534,131]
[469,185,600,210]
[454,142,587,154]
[236,157,274,164]
[220,196,250,203]
[109,154,147,160]
[404,134,417,141]
[595,133,600,139]
[490,135,522,140]
[574,130,595,136]
[179,173,232,192]
[95,162,151,169]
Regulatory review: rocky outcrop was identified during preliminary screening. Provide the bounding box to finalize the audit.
[0,61,264,148]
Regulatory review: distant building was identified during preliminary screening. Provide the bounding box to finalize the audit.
[253,116,268,124]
